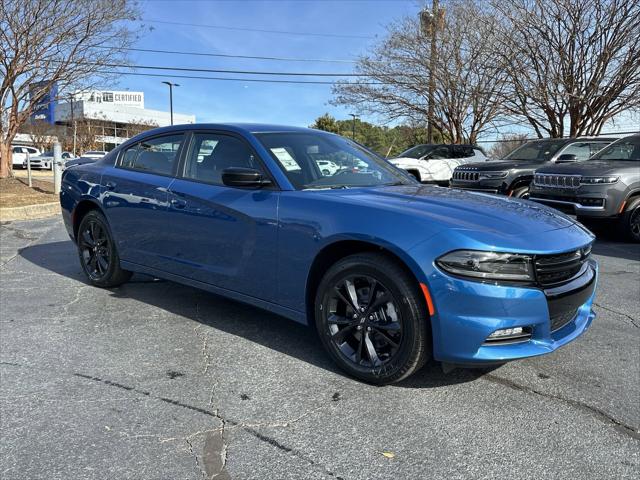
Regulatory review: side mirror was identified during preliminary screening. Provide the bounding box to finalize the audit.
[556,154,577,163]
[221,167,272,188]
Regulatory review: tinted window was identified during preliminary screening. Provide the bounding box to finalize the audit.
[256,132,413,190]
[120,134,183,175]
[183,133,260,185]
[590,136,640,162]
[397,144,435,159]
[559,142,594,161]
[506,140,565,161]
[427,146,452,159]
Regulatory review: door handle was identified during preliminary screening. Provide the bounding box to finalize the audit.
[105,181,117,191]
[170,198,187,209]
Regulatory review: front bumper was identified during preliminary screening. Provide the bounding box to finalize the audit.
[23,158,52,169]
[427,259,597,364]
[449,181,506,194]
[529,184,624,218]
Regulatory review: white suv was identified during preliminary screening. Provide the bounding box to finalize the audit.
[390,144,487,185]
[11,146,41,168]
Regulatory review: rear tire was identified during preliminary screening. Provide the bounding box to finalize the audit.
[77,210,132,287]
[314,253,430,384]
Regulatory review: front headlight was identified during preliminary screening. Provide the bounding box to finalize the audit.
[580,176,619,184]
[478,171,508,180]
[436,250,534,282]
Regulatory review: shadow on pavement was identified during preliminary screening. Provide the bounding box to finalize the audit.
[19,239,488,388]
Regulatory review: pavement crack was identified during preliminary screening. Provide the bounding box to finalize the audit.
[185,438,208,480]
[483,374,640,441]
[593,302,639,328]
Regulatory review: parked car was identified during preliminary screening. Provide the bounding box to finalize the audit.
[450,137,616,198]
[390,144,487,185]
[24,150,74,170]
[11,145,41,168]
[61,124,597,384]
[315,160,340,176]
[529,134,640,242]
[81,150,108,159]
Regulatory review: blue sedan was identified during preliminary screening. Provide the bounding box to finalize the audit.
[60,124,597,384]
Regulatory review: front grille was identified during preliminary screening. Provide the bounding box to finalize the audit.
[534,173,581,189]
[534,246,591,287]
[550,309,578,332]
[452,170,479,181]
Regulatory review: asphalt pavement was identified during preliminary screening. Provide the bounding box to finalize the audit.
[1,216,639,479]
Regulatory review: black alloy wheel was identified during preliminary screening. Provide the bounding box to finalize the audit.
[629,207,640,242]
[315,253,430,384]
[79,220,111,281]
[77,210,132,287]
[326,274,403,368]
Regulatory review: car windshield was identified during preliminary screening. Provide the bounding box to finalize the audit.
[589,136,640,161]
[256,132,413,190]
[396,144,436,159]
[505,140,565,161]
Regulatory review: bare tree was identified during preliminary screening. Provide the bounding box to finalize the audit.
[0,0,139,177]
[23,120,58,152]
[493,0,640,138]
[332,0,508,144]
[488,133,530,159]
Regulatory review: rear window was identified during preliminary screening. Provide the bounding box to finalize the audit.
[120,134,184,175]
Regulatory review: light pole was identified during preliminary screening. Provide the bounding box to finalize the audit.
[420,0,441,144]
[161,81,180,125]
[349,113,359,140]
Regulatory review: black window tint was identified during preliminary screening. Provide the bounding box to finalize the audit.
[184,133,259,185]
[428,146,451,159]
[120,134,183,175]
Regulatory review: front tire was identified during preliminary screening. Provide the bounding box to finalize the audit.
[77,210,132,287]
[620,206,640,243]
[511,185,530,198]
[315,253,430,384]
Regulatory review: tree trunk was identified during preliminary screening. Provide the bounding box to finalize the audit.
[0,142,12,179]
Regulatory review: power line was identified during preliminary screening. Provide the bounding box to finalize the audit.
[143,18,376,39]
[95,70,382,85]
[89,61,371,77]
[101,46,361,64]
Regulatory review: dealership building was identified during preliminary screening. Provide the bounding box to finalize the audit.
[21,88,196,151]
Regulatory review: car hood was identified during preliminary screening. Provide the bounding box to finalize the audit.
[458,159,546,171]
[330,184,576,236]
[534,160,638,175]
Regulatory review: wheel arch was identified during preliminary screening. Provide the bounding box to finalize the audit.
[72,198,104,241]
[305,239,428,322]
[508,175,533,193]
[623,189,640,211]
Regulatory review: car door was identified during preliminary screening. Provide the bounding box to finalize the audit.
[100,133,185,270]
[165,131,279,301]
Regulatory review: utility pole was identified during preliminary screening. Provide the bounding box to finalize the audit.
[69,94,77,156]
[161,81,180,125]
[421,0,440,144]
[349,113,359,140]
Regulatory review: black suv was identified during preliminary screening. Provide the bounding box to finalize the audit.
[529,134,640,242]
[450,137,615,198]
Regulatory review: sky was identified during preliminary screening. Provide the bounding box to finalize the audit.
[113,0,422,127]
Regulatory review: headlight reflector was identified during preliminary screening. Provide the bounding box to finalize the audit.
[580,176,619,184]
[478,171,508,180]
[436,250,534,282]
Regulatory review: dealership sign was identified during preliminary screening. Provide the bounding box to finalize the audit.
[29,81,58,124]
[73,90,145,109]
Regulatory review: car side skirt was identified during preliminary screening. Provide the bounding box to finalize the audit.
[120,260,308,325]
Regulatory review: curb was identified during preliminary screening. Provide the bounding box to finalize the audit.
[0,202,61,222]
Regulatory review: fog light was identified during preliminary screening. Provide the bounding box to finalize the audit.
[488,327,523,338]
